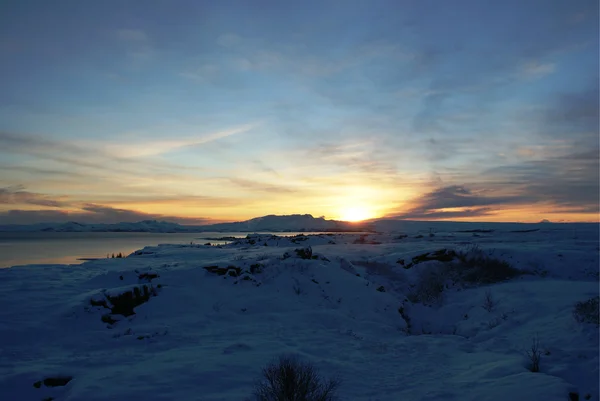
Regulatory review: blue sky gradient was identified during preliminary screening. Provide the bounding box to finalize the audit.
[0,0,598,223]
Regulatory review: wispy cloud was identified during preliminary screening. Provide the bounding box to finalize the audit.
[100,124,258,158]
[392,185,534,220]
[0,165,87,178]
[114,28,154,62]
[228,178,298,194]
[216,33,242,47]
[115,29,148,42]
[0,205,214,225]
[393,144,600,220]
[0,185,69,208]
[519,61,556,79]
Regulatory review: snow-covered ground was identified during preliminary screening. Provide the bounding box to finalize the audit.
[1,224,598,401]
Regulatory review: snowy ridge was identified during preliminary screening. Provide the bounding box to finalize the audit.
[0,227,598,400]
[2,213,595,234]
[0,220,191,233]
[0,214,371,233]
[200,214,370,232]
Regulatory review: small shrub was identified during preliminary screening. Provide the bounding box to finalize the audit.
[487,317,501,329]
[398,305,412,334]
[455,249,521,284]
[138,272,159,281]
[250,263,264,274]
[293,285,303,296]
[203,265,242,276]
[408,266,445,305]
[253,355,340,401]
[482,289,496,312]
[33,376,73,388]
[573,296,599,326]
[526,335,542,372]
[101,314,118,325]
[405,249,457,269]
[295,246,313,259]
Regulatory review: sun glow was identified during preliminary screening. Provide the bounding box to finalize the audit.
[339,206,373,222]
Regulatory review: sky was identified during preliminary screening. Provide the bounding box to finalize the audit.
[0,0,598,224]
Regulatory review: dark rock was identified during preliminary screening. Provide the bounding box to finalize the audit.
[138,272,159,281]
[294,246,313,259]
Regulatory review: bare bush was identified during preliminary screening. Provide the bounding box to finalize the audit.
[482,289,496,312]
[292,278,303,296]
[526,335,542,372]
[573,296,599,326]
[455,248,521,284]
[253,355,341,401]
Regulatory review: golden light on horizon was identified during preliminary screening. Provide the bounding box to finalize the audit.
[338,205,375,222]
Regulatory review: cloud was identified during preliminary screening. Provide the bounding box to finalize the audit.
[302,141,400,179]
[179,64,221,84]
[482,150,599,212]
[114,28,154,63]
[541,85,599,142]
[0,165,86,178]
[0,130,216,177]
[395,185,534,219]
[396,207,495,220]
[0,204,213,225]
[400,0,598,136]
[395,144,600,219]
[519,61,555,79]
[0,185,68,208]
[251,160,280,177]
[100,124,257,158]
[217,33,241,47]
[228,178,298,194]
[115,29,148,42]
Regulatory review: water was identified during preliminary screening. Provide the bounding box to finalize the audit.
[0,231,341,268]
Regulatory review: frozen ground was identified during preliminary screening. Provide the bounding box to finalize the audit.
[0,223,598,401]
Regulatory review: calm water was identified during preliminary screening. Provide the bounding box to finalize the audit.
[0,231,334,268]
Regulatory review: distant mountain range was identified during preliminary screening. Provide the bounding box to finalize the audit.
[0,214,373,233]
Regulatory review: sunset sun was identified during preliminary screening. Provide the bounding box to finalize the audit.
[339,206,373,222]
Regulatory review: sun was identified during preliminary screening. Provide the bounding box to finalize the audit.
[339,206,373,222]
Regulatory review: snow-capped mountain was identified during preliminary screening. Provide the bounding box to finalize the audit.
[0,215,372,233]
[0,220,194,233]
[197,214,371,232]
